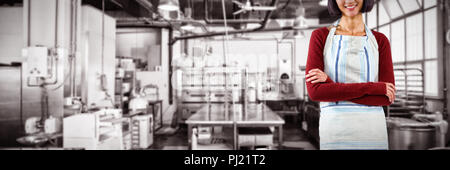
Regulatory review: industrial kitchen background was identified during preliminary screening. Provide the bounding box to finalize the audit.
[0,0,449,150]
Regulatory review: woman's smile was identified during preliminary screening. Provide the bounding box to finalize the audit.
[337,0,363,17]
[344,3,357,11]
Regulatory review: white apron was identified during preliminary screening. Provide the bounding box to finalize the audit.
[319,19,389,150]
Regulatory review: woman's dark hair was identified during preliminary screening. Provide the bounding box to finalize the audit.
[328,0,375,16]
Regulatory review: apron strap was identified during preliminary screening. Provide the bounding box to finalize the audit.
[329,19,378,50]
[323,19,340,57]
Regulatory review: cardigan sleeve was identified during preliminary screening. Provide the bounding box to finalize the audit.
[349,32,395,106]
[305,28,387,102]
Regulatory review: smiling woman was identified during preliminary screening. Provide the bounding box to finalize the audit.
[328,0,374,16]
[305,0,395,150]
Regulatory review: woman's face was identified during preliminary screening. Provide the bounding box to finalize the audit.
[336,0,364,17]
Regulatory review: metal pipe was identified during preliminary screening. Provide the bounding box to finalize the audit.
[27,0,31,46]
[442,0,448,118]
[43,53,59,86]
[134,0,175,29]
[124,18,210,32]
[40,0,60,86]
[203,0,264,24]
[169,19,209,32]
[55,0,59,47]
[69,0,73,97]
[135,0,154,11]
[110,0,124,8]
[102,0,105,74]
[46,49,55,79]
[169,27,173,105]
[171,0,279,44]
[421,0,426,114]
[20,64,23,132]
[117,23,171,28]
[134,0,208,33]
[170,26,293,44]
[117,18,172,28]
[40,85,47,125]
[219,0,231,143]
[69,0,76,97]
[73,0,78,97]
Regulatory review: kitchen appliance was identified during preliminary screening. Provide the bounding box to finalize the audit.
[44,116,62,134]
[141,84,159,101]
[24,116,62,134]
[238,127,273,149]
[387,117,437,150]
[63,109,129,150]
[25,117,42,134]
[128,96,148,114]
[131,114,153,149]
[197,126,214,143]
[23,46,49,78]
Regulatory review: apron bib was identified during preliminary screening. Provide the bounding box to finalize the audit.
[319,19,388,150]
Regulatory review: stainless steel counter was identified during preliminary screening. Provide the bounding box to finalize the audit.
[186,103,285,150]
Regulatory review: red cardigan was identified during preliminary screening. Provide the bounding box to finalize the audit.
[306,27,395,106]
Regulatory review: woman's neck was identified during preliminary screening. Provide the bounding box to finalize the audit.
[338,14,365,36]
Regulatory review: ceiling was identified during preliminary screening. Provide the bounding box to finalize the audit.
[88,0,337,25]
[0,0,338,26]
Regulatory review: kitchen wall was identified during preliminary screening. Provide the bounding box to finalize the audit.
[116,28,161,71]
[0,7,22,59]
[203,39,279,71]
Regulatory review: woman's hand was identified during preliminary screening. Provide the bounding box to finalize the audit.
[306,69,329,84]
[385,82,396,103]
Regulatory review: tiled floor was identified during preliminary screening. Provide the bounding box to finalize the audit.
[150,118,318,150]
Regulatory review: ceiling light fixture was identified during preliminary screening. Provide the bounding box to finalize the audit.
[181,24,196,31]
[319,0,328,7]
[294,7,308,29]
[181,7,196,31]
[158,0,179,11]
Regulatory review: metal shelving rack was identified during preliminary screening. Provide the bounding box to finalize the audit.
[179,67,245,123]
[388,68,426,117]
